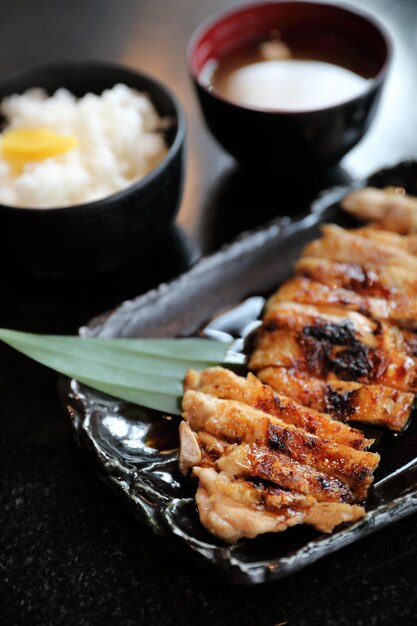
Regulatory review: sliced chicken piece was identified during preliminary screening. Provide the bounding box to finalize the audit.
[258,366,414,431]
[178,421,202,475]
[262,300,417,356]
[264,299,377,332]
[185,367,369,449]
[274,276,389,316]
[197,430,230,460]
[302,502,364,534]
[194,467,364,542]
[249,328,417,394]
[401,329,417,357]
[354,227,417,254]
[296,256,417,332]
[272,276,417,327]
[214,441,355,503]
[183,390,379,500]
[296,256,417,295]
[303,224,417,272]
[341,187,417,234]
[196,431,356,503]
[194,467,298,542]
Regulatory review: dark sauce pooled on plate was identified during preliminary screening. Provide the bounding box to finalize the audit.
[202,28,378,111]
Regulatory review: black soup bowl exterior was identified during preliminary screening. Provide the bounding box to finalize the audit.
[187,1,391,174]
[0,62,186,276]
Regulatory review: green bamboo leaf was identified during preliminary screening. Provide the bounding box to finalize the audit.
[0,328,234,415]
[74,377,182,414]
[1,338,182,391]
[90,337,234,361]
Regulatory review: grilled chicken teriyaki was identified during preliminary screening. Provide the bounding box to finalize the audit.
[341,187,417,233]
[179,188,417,543]
[180,368,369,542]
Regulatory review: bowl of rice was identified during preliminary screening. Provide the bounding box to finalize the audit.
[0,61,186,275]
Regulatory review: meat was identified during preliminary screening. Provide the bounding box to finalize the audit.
[249,328,417,393]
[184,389,379,499]
[271,275,417,327]
[189,431,355,503]
[296,257,417,322]
[264,300,377,334]
[354,227,417,254]
[179,189,417,543]
[185,367,369,449]
[178,421,202,475]
[262,300,417,354]
[194,467,363,543]
[194,467,301,543]
[215,442,356,503]
[257,367,413,431]
[303,224,417,271]
[180,369,372,542]
[341,187,417,233]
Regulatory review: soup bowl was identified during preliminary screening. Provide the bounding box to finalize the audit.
[0,61,186,276]
[187,1,391,173]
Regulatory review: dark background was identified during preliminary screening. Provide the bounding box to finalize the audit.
[1,1,417,624]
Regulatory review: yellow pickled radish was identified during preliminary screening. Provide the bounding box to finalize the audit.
[1,127,78,171]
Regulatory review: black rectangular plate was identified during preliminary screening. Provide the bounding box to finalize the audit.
[64,160,417,584]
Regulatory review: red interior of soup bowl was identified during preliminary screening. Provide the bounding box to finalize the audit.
[188,1,390,86]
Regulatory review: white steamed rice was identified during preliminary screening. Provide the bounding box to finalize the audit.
[0,83,168,208]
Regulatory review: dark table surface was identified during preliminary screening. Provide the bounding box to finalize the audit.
[1,1,417,624]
